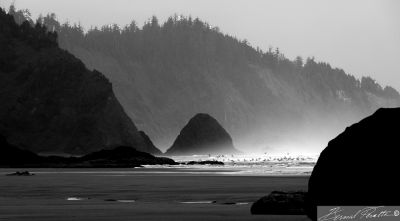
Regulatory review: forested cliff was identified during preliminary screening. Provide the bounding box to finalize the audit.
[0,7,161,154]
[12,8,399,152]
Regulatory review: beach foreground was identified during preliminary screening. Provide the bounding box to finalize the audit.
[0,168,310,221]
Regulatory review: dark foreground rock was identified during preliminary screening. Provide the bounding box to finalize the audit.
[166,113,239,155]
[306,108,400,220]
[186,160,224,165]
[0,140,177,168]
[251,191,306,215]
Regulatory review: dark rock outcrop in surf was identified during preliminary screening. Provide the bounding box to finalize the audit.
[186,160,224,165]
[251,191,306,215]
[6,171,35,176]
[165,113,239,155]
[306,108,400,220]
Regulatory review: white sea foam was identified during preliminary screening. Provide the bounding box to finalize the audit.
[180,201,216,204]
[117,200,135,203]
[66,197,88,201]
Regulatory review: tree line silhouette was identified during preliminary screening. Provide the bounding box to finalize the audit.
[7,5,399,104]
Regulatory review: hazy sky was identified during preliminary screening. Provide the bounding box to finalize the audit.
[2,0,400,90]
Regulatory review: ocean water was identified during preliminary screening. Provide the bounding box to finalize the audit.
[0,157,313,221]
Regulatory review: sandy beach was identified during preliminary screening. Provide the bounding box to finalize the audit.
[0,168,310,221]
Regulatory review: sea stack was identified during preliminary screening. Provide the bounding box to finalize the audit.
[165,113,239,155]
[306,108,400,220]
